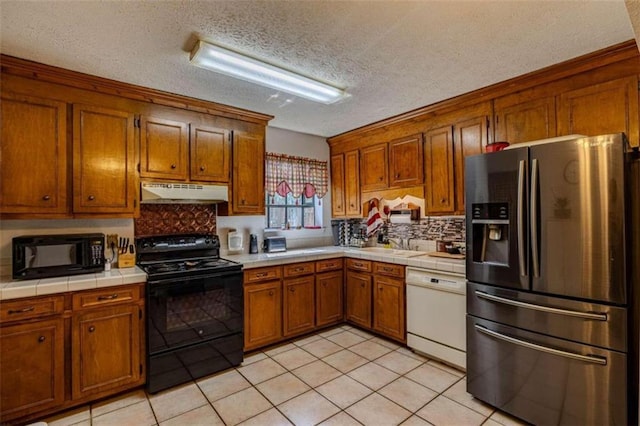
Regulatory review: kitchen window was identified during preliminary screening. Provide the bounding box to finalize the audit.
[265,153,327,230]
[266,192,321,229]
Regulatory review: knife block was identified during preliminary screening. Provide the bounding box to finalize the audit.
[116,253,135,269]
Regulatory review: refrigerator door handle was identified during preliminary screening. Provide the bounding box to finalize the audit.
[474,325,607,365]
[517,159,527,276]
[475,290,608,321]
[531,158,540,277]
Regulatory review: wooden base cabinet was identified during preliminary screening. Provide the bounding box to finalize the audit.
[316,270,344,327]
[373,276,406,342]
[72,305,141,399]
[0,284,145,424]
[0,318,65,419]
[244,267,283,351]
[345,270,373,329]
[283,276,315,337]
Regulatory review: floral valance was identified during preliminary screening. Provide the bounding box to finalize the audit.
[265,153,328,199]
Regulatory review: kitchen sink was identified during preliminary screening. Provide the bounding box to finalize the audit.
[358,247,427,258]
[265,248,329,258]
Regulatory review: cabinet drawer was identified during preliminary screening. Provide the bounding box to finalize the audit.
[346,258,372,272]
[73,285,140,310]
[316,258,343,272]
[244,266,282,283]
[374,262,405,278]
[283,262,315,278]
[0,295,64,323]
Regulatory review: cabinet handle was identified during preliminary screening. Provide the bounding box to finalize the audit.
[440,198,446,203]
[289,287,295,292]
[171,164,177,169]
[383,267,394,272]
[395,173,400,178]
[200,166,205,171]
[8,306,35,314]
[322,282,327,287]
[88,326,95,333]
[88,195,95,201]
[256,272,268,278]
[42,195,51,201]
[379,286,383,291]
[360,283,365,288]
[379,177,383,181]
[38,336,46,343]
[293,267,304,272]
[241,199,246,205]
[269,290,274,296]
[98,294,118,300]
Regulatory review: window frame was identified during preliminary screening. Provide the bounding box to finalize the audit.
[265,192,318,229]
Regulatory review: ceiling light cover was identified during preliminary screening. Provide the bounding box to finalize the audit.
[190,40,349,104]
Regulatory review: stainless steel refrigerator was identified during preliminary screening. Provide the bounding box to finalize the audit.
[465,133,639,425]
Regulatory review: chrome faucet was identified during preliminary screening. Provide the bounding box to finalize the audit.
[388,238,411,250]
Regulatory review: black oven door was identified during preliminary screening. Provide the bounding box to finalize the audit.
[146,271,243,355]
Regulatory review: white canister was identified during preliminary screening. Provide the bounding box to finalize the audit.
[228,230,243,253]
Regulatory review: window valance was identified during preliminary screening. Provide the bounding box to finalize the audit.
[265,153,328,199]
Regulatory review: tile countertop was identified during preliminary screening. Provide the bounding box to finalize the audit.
[0,248,465,301]
[0,267,147,301]
[226,246,466,275]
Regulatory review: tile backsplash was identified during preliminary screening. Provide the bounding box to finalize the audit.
[332,216,465,245]
[134,204,217,237]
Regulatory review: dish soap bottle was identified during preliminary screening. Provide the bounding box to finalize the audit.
[249,234,258,254]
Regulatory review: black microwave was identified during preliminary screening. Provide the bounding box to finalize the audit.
[12,233,105,280]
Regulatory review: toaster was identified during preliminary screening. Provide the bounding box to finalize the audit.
[263,236,287,253]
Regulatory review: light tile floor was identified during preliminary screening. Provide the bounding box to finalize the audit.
[43,325,528,426]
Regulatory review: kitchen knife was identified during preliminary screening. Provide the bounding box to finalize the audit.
[129,244,134,254]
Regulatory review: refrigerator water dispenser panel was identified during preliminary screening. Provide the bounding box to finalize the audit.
[471,203,510,266]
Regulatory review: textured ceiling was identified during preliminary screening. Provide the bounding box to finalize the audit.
[0,1,636,137]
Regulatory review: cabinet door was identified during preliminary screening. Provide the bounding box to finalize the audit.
[345,271,372,329]
[344,150,361,216]
[360,143,388,191]
[140,116,188,180]
[424,126,455,214]
[389,134,424,187]
[373,276,405,342]
[316,270,344,327]
[558,76,639,146]
[454,116,487,213]
[494,96,556,144]
[190,125,230,183]
[330,153,346,217]
[0,318,64,419]
[1,92,68,214]
[72,305,141,399]
[231,131,264,214]
[244,281,282,350]
[283,276,315,337]
[73,104,137,214]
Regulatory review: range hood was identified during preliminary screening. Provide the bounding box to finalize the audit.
[141,182,229,204]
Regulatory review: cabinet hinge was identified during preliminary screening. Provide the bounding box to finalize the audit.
[139,308,142,319]
[637,81,640,91]
[140,364,143,375]
[134,118,141,128]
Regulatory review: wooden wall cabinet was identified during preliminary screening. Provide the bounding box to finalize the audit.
[389,134,424,188]
[140,116,189,180]
[330,153,346,217]
[453,115,488,213]
[330,150,361,217]
[0,285,144,424]
[73,104,138,215]
[224,130,265,215]
[189,125,230,183]
[424,126,455,214]
[557,76,639,144]
[494,95,557,144]
[0,93,68,215]
[360,143,388,192]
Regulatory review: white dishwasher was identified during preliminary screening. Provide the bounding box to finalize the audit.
[406,267,466,370]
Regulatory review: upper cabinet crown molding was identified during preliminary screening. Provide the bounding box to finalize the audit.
[327,39,638,145]
[0,54,273,125]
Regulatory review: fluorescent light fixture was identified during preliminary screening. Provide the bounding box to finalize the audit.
[190,40,349,104]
